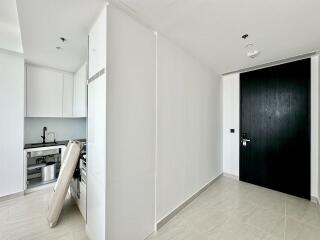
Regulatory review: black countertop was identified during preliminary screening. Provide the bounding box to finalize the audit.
[24,139,86,150]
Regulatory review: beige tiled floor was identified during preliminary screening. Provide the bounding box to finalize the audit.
[1,177,320,240]
[148,176,320,240]
[0,189,87,240]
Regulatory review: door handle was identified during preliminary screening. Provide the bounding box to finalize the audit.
[241,133,251,146]
[241,138,251,146]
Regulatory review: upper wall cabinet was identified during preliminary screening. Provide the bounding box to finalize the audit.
[73,63,87,117]
[26,64,87,118]
[88,10,106,78]
[26,65,64,117]
[62,73,74,117]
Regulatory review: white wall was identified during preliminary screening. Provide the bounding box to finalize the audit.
[222,73,239,177]
[106,5,156,240]
[156,35,222,222]
[0,51,24,197]
[24,117,86,143]
[222,56,320,199]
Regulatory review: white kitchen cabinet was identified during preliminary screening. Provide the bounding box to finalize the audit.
[73,63,87,117]
[87,74,106,240]
[26,64,86,118]
[26,65,63,117]
[86,7,107,240]
[62,73,74,117]
[88,9,106,79]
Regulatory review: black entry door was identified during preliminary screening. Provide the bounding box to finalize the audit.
[240,58,310,199]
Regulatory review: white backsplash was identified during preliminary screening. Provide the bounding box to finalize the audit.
[24,117,86,144]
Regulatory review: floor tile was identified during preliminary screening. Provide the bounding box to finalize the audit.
[207,218,267,240]
[2,176,320,240]
[285,216,320,240]
[149,176,320,240]
[286,195,320,229]
[0,190,87,240]
[246,207,285,238]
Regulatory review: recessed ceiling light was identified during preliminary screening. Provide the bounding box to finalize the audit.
[247,50,260,58]
[245,43,254,49]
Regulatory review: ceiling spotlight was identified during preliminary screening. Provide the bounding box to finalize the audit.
[56,46,63,50]
[242,34,249,39]
[60,37,67,42]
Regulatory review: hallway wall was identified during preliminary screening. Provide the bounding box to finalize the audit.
[156,35,222,222]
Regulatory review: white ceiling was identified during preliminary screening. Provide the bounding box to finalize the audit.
[112,0,320,74]
[0,0,23,53]
[17,0,105,72]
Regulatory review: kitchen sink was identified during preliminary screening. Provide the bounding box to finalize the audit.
[30,142,59,148]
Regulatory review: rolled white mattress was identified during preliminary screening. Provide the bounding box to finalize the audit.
[47,140,82,227]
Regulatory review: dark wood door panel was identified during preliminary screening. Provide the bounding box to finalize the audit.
[240,59,310,199]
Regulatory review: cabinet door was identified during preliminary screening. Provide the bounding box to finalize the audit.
[62,73,74,117]
[26,65,63,117]
[73,63,87,117]
[88,9,106,78]
[87,74,106,240]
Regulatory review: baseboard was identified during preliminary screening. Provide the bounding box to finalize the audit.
[223,172,239,180]
[311,196,319,204]
[0,191,24,202]
[156,173,223,230]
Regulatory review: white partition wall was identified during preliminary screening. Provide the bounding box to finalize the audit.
[0,51,24,198]
[156,35,222,222]
[86,6,107,240]
[106,5,156,240]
